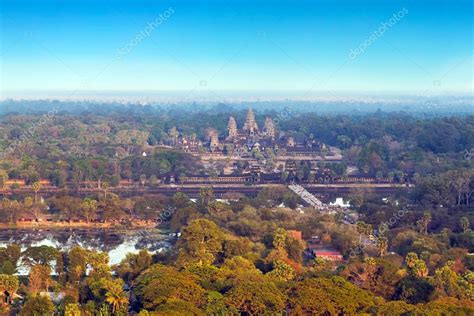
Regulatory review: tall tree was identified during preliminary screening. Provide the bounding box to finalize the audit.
[176,219,225,267]
[32,181,42,204]
[0,274,19,306]
[28,264,52,294]
[104,279,129,314]
[459,217,470,233]
[0,170,8,189]
[22,246,58,268]
[377,236,388,257]
[19,295,54,316]
[81,198,98,223]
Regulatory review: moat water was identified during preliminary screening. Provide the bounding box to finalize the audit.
[0,228,173,273]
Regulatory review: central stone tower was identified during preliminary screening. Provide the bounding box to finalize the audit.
[243,108,258,134]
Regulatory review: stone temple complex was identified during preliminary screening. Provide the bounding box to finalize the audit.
[151,108,344,185]
[170,108,327,158]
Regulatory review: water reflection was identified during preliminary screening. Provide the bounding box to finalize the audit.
[0,229,173,265]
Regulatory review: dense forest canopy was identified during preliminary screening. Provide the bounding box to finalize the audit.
[0,101,472,183]
[0,101,473,315]
[1,98,474,116]
[0,189,473,315]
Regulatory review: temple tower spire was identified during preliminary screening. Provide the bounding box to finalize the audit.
[243,108,258,134]
[227,116,238,139]
[264,117,275,138]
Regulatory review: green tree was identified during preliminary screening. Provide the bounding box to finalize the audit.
[32,181,42,204]
[272,228,287,250]
[19,295,54,316]
[224,280,286,315]
[154,299,204,316]
[411,259,429,277]
[134,264,205,311]
[0,170,8,189]
[22,246,58,268]
[356,221,365,244]
[394,276,434,304]
[199,187,214,206]
[405,252,419,269]
[405,253,428,277]
[1,198,21,223]
[288,277,378,315]
[28,264,51,294]
[176,219,225,267]
[24,196,33,208]
[286,235,305,263]
[416,212,432,235]
[0,244,21,274]
[337,135,352,149]
[81,197,98,223]
[102,181,110,199]
[266,260,295,281]
[377,236,388,257]
[205,291,231,315]
[434,262,472,299]
[459,217,470,233]
[140,174,147,186]
[114,249,152,282]
[67,246,88,283]
[64,303,81,316]
[0,274,19,307]
[104,279,129,314]
[374,301,417,315]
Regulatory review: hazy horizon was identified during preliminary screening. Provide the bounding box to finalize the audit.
[1,89,473,103]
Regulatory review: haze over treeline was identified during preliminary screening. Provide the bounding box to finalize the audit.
[1,98,473,117]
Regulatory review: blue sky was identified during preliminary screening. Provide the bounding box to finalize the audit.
[0,0,472,98]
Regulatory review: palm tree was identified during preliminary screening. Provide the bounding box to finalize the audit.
[387,172,395,184]
[411,259,428,277]
[356,221,365,244]
[102,181,109,200]
[24,197,33,208]
[419,212,432,234]
[105,285,128,314]
[364,223,373,237]
[375,171,384,183]
[460,216,470,233]
[199,187,214,206]
[139,174,147,187]
[405,252,419,268]
[377,236,388,257]
[32,181,42,204]
[98,304,110,316]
